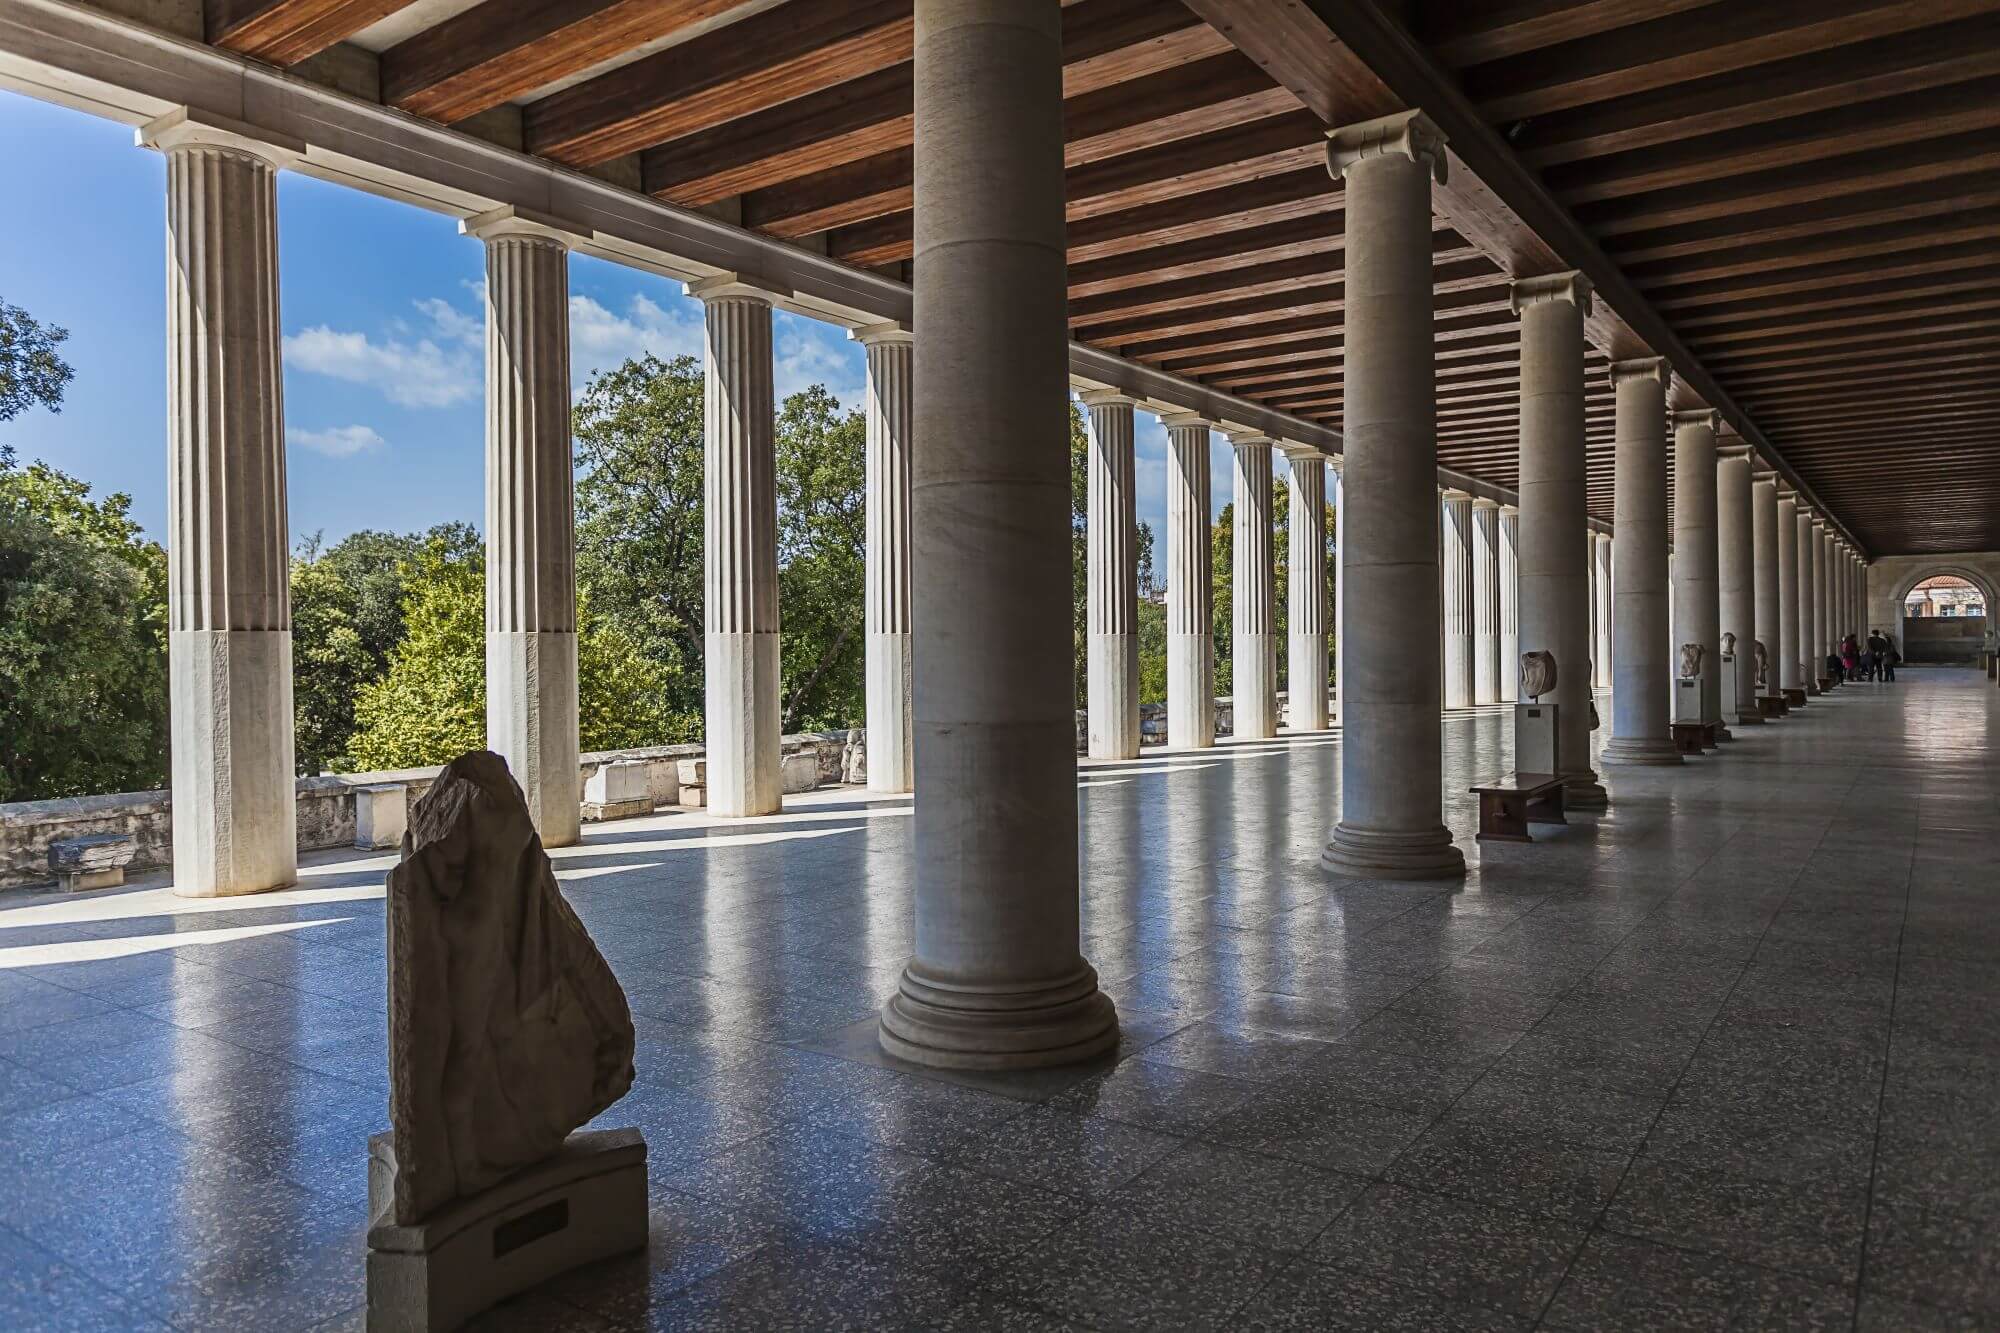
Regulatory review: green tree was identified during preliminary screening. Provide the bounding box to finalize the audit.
[347,536,677,770]
[572,354,706,736]
[0,299,75,423]
[775,385,865,732]
[0,457,168,800]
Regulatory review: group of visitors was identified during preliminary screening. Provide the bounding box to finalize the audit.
[1828,630,1900,683]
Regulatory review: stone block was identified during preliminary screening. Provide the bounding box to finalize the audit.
[355,784,409,850]
[780,751,819,795]
[582,761,653,822]
[48,833,135,892]
[674,758,707,788]
[366,1128,646,1333]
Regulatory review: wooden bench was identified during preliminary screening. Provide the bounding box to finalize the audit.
[1469,773,1567,844]
[1669,722,1711,755]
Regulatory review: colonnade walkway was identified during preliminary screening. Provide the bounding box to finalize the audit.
[1,673,1995,1328]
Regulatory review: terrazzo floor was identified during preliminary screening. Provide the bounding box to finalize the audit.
[1,670,1996,1329]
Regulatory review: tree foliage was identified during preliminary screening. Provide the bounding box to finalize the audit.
[775,384,866,732]
[0,457,168,800]
[0,299,75,424]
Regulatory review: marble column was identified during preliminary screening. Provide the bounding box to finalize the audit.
[1717,443,1760,723]
[860,324,916,789]
[1672,410,1722,728]
[1776,489,1802,697]
[477,211,581,847]
[1796,504,1818,695]
[1330,460,1347,721]
[1472,498,1502,705]
[1231,433,1278,739]
[1602,357,1679,765]
[882,0,1116,1069]
[145,112,298,897]
[1082,391,1140,760]
[1593,533,1614,689]
[1284,448,1330,730]
[1513,271,1606,809]
[1498,505,1520,701]
[1812,520,1830,676]
[1441,490,1475,709]
[1165,415,1216,749]
[1752,467,1782,705]
[1322,110,1463,879]
[693,275,783,817]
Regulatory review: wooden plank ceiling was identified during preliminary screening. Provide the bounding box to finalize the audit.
[208,0,2000,553]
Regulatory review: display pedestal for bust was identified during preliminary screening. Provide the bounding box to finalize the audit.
[1515,702,1559,778]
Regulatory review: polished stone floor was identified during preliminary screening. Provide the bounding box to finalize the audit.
[2,671,1997,1330]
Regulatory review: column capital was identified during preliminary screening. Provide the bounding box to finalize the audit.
[1077,387,1138,408]
[1159,412,1216,432]
[1609,356,1671,391]
[1325,109,1448,184]
[1811,514,1830,531]
[1673,408,1722,433]
[1278,442,1323,463]
[1510,271,1593,318]
[1471,495,1500,512]
[1594,529,1613,545]
[852,320,912,348]
[1227,431,1276,450]
[137,106,303,168]
[1717,441,1752,461]
[462,204,587,248]
[1500,503,1518,516]
[1440,487,1474,503]
[686,271,791,304]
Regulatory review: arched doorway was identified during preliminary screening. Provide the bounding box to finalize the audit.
[1899,572,1991,665]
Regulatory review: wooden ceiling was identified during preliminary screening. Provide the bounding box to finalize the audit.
[198,0,2000,554]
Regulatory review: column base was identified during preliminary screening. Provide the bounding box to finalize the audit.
[1565,775,1610,810]
[1601,738,1683,766]
[879,962,1119,1071]
[1086,633,1140,761]
[170,628,299,898]
[1323,824,1466,881]
[705,630,783,817]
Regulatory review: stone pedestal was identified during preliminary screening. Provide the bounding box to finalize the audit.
[694,276,784,817]
[1321,111,1463,880]
[1230,434,1278,739]
[355,785,409,850]
[859,326,916,790]
[882,0,1117,1069]
[1083,392,1141,759]
[1512,271,1606,809]
[1284,448,1330,730]
[366,1129,646,1333]
[144,111,300,898]
[1515,701,1559,778]
[582,762,652,822]
[1165,415,1216,750]
[1602,358,1680,765]
[473,210,581,849]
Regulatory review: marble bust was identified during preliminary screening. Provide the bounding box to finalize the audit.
[1679,643,1704,679]
[1721,631,1737,656]
[1521,650,1557,701]
[1753,640,1769,687]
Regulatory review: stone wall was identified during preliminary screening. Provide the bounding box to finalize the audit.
[1866,552,2000,648]
[0,733,856,891]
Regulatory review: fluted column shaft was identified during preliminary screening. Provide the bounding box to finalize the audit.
[696,281,782,817]
[1285,450,1329,729]
[883,0,1116,1071]
[1166,417,1215,749]
[1331,462,1347,719]
[1717,446,1759,722]
[862,327,916,789]
[1322,111,1462,879]
[480,222,580,847]
[1796,507,1817,693]
[1514,272,1605,808]
[1594,533,1613,688]
[1777,493,1802,693]
[1472,499,1501,705]
[1499,506,1520,702]
[1441,491,1474,709]
[152,124,296,897]
[1753,472,1782,702]
[1603,358,1678,764]
[1230,436,1277,739]
[1813,524,1830,671]
[1673,412,1721,726]
[1083,391,1140,759]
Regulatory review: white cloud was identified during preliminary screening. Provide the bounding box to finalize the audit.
[569,292,703,383]
[774,320,864,408]
[289,424,386,458]
[284,296,481,408]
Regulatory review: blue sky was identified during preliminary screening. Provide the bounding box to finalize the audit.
[0,89,1261,551]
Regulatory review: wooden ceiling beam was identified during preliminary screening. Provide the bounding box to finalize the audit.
[1689,297,2000,353]
[1415,0,1720,68]
[1069,209,1347,294]
[1068,168,1333,259]
[1629,216,2000,289]
[1608,175,2000,267]
[1651,240,2000,312]
[1668,264,2000,330]
[523,0,909,166]
[208,0,411,64]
